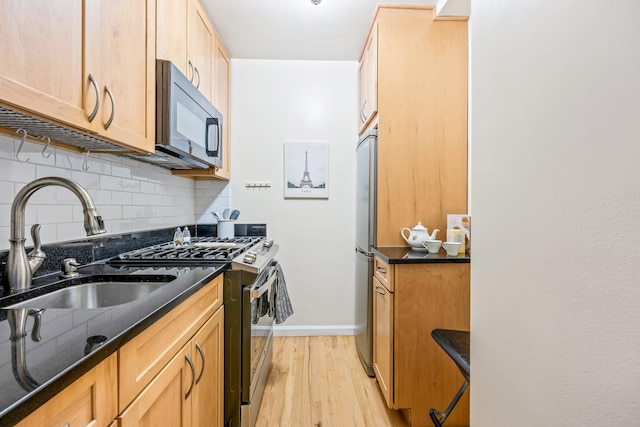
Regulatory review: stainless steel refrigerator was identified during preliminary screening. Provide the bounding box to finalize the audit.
[355,129,377,377]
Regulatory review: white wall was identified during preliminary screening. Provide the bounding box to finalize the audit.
[230,59,358,335]
[471,1,640,425]
[0,132,197,250]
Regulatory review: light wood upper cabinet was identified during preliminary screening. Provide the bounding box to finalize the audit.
[16,353,118,427]
[157,0,215,103]
[358,22,378,133]
[85,0,156,153]
[0,0,156,153]
[0,0,87,133]
[156,0,188,75]
[212,35,231,180]
[188,0,215,102]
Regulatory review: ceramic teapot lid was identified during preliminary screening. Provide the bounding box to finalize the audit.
[411,221,427,230]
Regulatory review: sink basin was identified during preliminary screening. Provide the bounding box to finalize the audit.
[4,275,176,309]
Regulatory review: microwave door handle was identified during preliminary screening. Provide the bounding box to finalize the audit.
[205,117,219,157]
[250,272,277,300]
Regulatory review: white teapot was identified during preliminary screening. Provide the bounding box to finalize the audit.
[401,221,439,249]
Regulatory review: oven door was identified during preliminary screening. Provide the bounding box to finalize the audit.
[241,262,277,404]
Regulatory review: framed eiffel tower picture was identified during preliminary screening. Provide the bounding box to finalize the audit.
[283,142,329,199]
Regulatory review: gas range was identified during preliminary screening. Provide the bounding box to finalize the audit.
[108,236,263,267]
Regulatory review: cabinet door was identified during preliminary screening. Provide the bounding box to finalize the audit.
[192,306,225,427]
[213,35,231,179]
[16,354,118,427]
[372,276,394,408]
[358,55,367,127]
[85,0,156,153]
[188,0,214,102]
[364,24,378,122]
[156,0,189,76]
[118,345,193,427]
[0,0,88,130]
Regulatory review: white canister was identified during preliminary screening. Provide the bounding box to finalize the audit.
[217,220,235,239]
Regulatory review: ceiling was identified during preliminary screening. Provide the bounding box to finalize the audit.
[199,0,442,61]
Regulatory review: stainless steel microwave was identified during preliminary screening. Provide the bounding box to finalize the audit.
[155,59,223,169]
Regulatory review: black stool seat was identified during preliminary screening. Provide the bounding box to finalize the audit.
[429,329,470,427]
[431,329,470,380]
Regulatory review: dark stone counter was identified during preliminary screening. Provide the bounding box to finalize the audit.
[0,263,225,425]
[372,246,471,264]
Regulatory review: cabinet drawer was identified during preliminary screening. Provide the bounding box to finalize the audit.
[16,353,117,427]
[373,256,393,291]
[118,274,223,411]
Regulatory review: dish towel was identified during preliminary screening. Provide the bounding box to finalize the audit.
[270,263,293,324]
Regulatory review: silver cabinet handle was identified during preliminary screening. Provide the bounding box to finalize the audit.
[104,86,115,130]
[194,67,200,89]
[87,74,100,123]
[188,60,194,83]
[185,353,196,399]
[376,267,387,274]
[195,342,205,384]
[360,104,365,123]
[375,286,386,295]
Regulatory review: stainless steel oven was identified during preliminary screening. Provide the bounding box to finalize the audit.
[225,241,279,427]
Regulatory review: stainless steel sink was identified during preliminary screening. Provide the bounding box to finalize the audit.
[5,275,176,309]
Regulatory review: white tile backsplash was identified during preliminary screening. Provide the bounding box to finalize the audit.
[0,132,199,250]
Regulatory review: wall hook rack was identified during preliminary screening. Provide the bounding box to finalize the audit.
[82,151,90,171]
[245,181,271,189]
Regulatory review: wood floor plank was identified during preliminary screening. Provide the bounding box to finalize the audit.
[256,336,408,427]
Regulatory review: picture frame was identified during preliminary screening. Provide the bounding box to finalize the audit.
[283,142,329,199]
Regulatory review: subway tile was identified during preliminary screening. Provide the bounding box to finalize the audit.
[100,175,122,191]
[122,178,141,193]
[111,191,132,205]
[109,219,132,234]
[71,170,101,190]
[0,134,15,159]
[36,164,73,180]
[111,164,132,179]
[139,181,155,194]
[37,205,73,224]
[0,158,36,182]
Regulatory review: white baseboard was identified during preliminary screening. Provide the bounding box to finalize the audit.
[273,325,355,337]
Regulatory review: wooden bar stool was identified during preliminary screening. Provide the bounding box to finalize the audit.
[429,329,470,427]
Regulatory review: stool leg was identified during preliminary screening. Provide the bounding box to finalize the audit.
[428,380,469,426]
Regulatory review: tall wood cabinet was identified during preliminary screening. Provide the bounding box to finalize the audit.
[359,6,469,245]
[0,0,156,153]
[373,256,470,427]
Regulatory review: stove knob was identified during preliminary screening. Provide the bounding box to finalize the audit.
[263,239,274,248]
[243,253,257,264]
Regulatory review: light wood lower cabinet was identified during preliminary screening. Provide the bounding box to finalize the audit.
[372,256,470,427]
[118,306,224,427]
[372,275,393,407]
[15,353,118,427]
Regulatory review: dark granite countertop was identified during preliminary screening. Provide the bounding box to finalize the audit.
[372,246,471,264]
[0,262,226,425]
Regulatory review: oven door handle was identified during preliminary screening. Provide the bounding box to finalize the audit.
[250,271,277,300]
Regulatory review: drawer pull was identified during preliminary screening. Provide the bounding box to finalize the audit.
[195,342,205,384]
[376,267,387,274]
[185,353,196,399]
[375,286,386,295]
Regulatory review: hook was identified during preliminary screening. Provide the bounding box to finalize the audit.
[15,129,30,162]
[40,136,52,158]
[82,151,90,171]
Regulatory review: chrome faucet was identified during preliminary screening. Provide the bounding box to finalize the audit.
[4,177,106,294]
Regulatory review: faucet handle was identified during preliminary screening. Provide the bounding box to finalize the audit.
[61,258,80,278]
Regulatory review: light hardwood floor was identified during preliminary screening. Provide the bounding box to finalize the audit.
[255,336,408,427]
